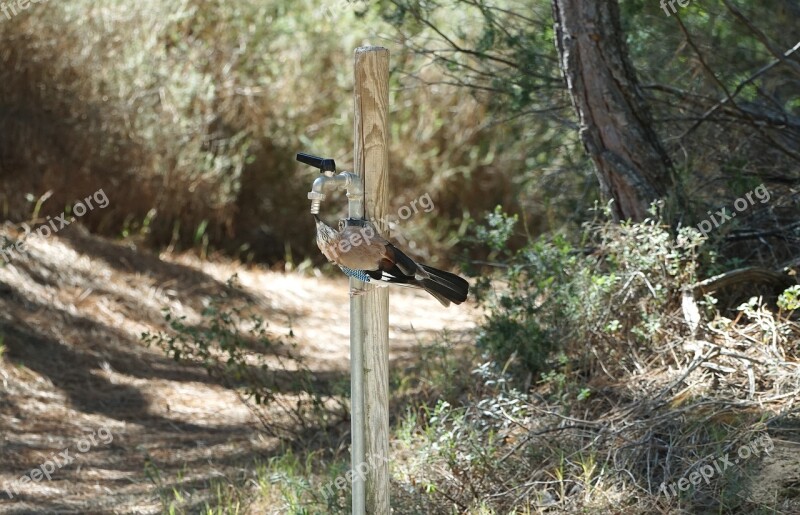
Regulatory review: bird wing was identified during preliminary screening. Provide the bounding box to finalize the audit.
[382,244,420,277]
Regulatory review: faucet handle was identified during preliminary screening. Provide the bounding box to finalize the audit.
[296,152,336,173]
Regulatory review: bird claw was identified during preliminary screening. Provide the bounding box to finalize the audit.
[349,287,368,298]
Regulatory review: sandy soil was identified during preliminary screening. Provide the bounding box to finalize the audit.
[0,224,478,514]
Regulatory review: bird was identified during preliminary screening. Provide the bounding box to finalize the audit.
[313,215,469,306]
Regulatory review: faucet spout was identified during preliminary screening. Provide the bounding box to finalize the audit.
[308,171,362,214]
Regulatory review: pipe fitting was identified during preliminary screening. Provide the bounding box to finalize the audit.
[308,171,363,214]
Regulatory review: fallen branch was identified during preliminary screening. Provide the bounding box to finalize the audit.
[692,266,796,296]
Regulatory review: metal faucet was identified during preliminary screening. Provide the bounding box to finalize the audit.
[298,152,364,217]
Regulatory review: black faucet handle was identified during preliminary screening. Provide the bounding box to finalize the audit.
[296,152,336,173]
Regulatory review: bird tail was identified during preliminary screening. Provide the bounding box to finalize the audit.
[379,243,469,307]
[415,264,469,307]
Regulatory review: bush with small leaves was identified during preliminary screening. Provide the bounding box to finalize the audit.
[466,204,706,384]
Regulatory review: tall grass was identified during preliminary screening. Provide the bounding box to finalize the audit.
[0,0,580,264]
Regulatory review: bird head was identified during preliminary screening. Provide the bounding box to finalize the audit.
[313,214,338,244]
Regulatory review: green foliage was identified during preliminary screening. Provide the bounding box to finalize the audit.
[468,205,705,381]
[379,0,594,249]
[383,0,799,269]
[778,285,800,313]
[474,206,518,253]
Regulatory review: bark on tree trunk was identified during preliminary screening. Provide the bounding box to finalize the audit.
[552,0,674,221]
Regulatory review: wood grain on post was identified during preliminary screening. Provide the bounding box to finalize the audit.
[353,45,390,514]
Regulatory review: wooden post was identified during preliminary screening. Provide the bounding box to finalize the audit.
[351,46,390,514]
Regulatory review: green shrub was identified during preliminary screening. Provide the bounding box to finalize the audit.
[467,204,705,382]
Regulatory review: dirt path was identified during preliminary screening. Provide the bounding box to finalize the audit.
[0,225,478,514]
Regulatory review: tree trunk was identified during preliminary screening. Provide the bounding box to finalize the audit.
[552,0,673,221]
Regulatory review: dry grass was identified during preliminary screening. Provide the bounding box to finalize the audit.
[385,217,800,514]
[0,0,566,266]
[384,306,800,514]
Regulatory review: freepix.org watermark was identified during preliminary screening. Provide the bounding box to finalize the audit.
[315,0,369,21]
[661,0,691,16]
[0,188,109,263]
[696,183,770,236]
[659,433,773,500]
[3,426,114,499]
[1,0,49,21]
[320,453,389,501]
[324,192,434,259]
